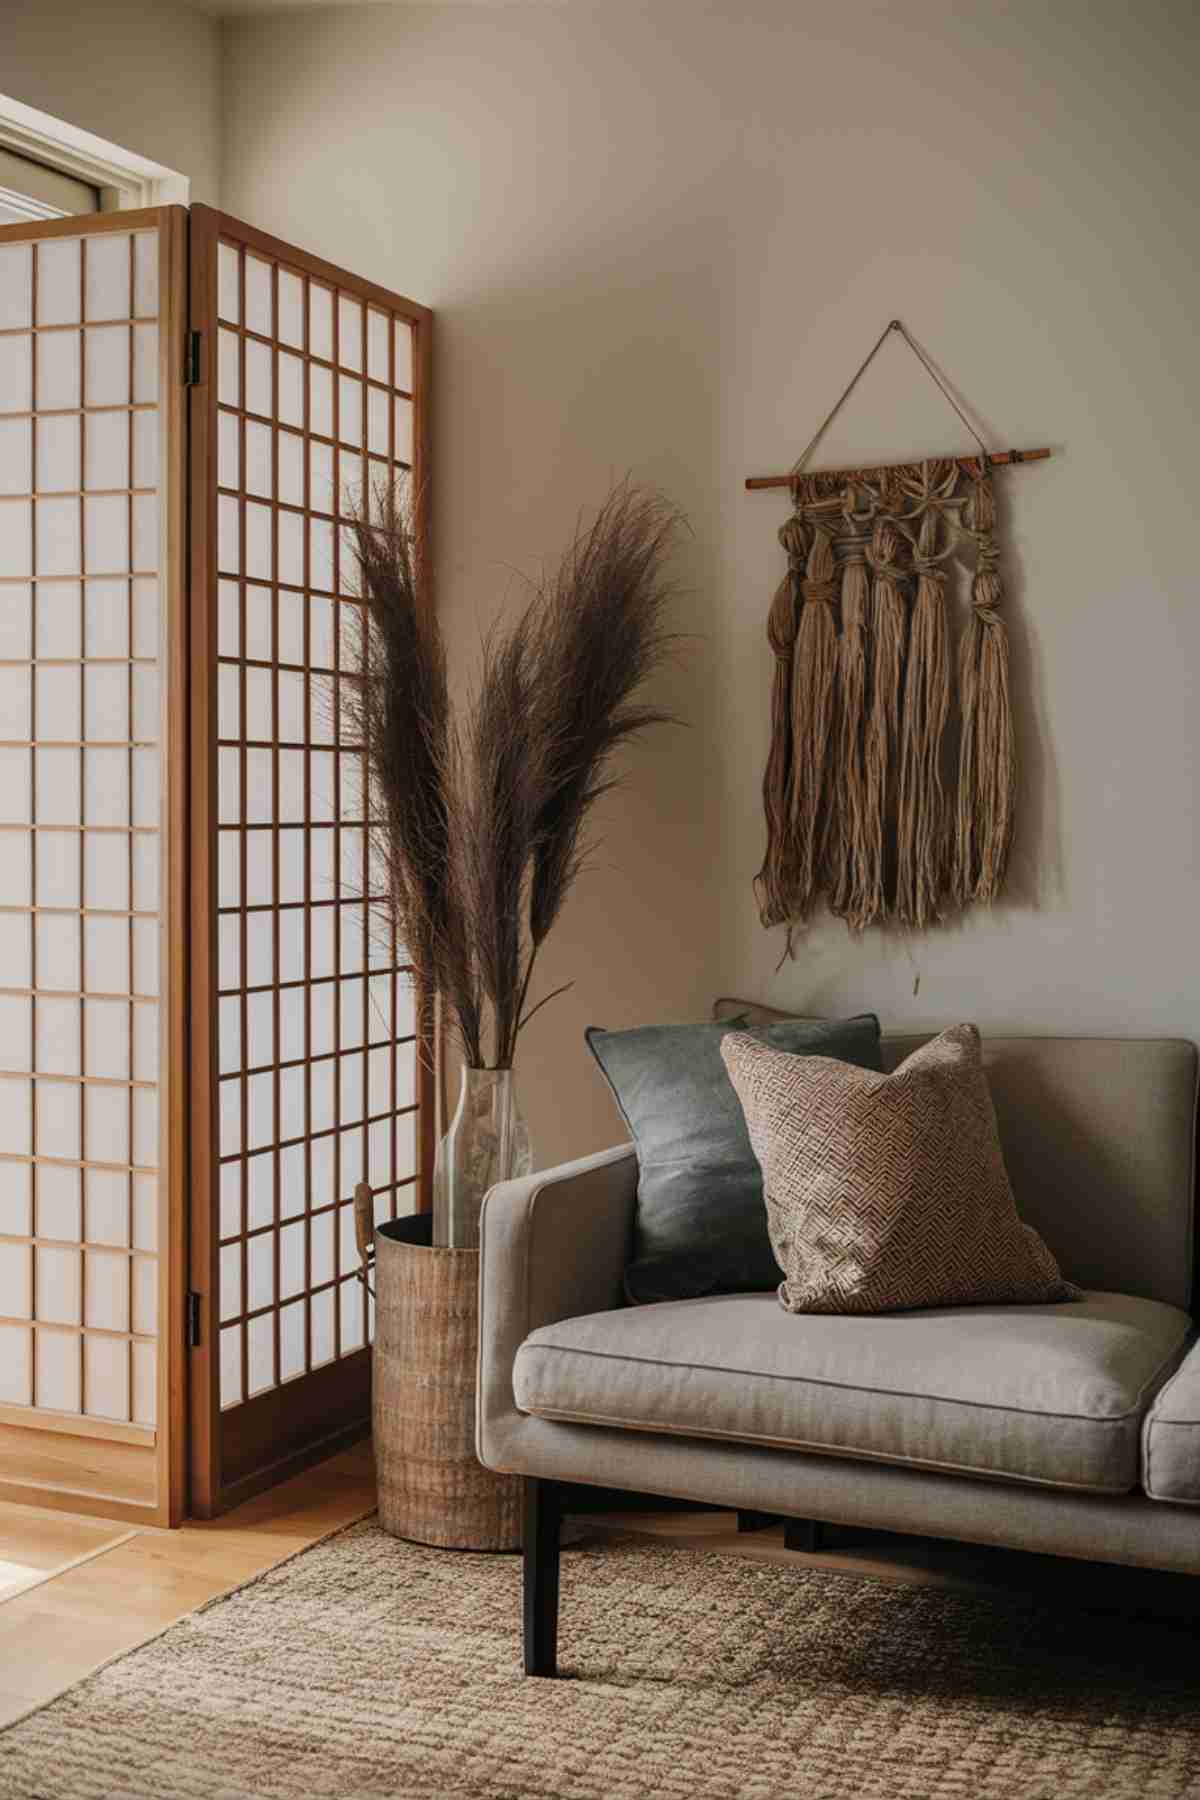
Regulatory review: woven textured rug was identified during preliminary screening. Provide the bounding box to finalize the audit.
[3,1518,1199,1799]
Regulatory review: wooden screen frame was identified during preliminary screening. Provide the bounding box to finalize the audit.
[187,205,435,1518]
[0,205,189,1528]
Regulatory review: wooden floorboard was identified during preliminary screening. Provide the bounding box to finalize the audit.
[0,1441,377,1723]
[0,1505,136,1605]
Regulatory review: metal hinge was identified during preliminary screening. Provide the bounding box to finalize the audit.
[185,1291,202,1348]
[184,331,202,386]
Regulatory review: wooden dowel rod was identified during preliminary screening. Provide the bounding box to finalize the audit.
[745,447,1051,492]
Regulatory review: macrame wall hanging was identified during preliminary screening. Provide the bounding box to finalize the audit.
[748,319,1050,943]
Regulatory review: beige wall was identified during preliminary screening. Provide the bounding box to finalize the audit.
[220,0,1200,1167]
[1,0,221,203]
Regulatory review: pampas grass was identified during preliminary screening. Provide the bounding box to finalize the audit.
[343,481,681,1071]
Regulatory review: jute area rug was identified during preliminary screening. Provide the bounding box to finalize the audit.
[2,1517,1199,1800]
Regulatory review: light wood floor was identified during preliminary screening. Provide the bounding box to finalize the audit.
[0,1441,377,1728]
[2,1446,1195,1729]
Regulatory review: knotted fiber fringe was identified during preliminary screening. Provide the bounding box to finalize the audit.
[754,516,807,928]
[787,524,839,921]
[862,514,908,926]
[828,496,872,929]
[756,456,1018,940]
[954,467,1015,903]
[895,466,953,929]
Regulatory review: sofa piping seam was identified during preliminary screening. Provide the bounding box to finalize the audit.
[516,1401,1134,1495]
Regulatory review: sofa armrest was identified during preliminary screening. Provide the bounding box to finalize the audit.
[477,1143,637,1472]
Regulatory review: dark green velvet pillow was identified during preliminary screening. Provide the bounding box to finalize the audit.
[586,1013,884,1303]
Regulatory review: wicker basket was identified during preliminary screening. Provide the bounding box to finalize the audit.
[371,1214,522,1551]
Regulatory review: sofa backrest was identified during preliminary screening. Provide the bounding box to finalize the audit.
[714,1000,1199,1313]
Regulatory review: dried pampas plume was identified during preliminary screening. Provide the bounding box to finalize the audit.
[342,480,682,1070]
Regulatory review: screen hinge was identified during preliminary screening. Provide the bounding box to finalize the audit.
[185,1291,202,1348]
[184,330,202,386]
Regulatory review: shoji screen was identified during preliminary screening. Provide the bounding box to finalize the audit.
[188,208,433,1515]
[0,210,187,1525]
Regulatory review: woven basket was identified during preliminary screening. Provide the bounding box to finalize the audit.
[372,1215,522,1551]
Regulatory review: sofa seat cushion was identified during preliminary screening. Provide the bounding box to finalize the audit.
[513,1291,1191,1494]
[1143,1334,1200,1504]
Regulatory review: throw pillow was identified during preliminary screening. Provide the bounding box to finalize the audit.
[586,1012,884,1303]
[721,1022,1078,1315]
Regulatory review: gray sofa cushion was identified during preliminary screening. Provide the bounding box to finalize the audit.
[1143,1335,1200,1504]
[513,1290,1191,1494]
[586,1013,883,1303]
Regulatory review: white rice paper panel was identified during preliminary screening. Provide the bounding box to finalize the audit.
[86,580,130,657]
[36,415,77,493]
[36,1244,80,1326]
[0,416,32,494]
[279,1299,304,1383]
[131,1254,156,1335]
[36,239,80,325]
[309,284,332,361]
[85,1249,129,1332]
[220,1324,242,1409]
[247,1312,274,1397]
[0,1242,31,1319]
[36,829,78,906]
[84,410,128,491]
[245,338,271,419]
[0,241,33,328]
[310,1286,335,1369]
[37,1165,80,1241]
[36,332,80,411]
[394,321,413,392]
[278,272,302,349]
[247,1151,273,1231]
[0,340,32,415]
[36,1328,80,1414]
[85,1332,128,1422]
[0,1324,32,1405]
[131,1338,155,1426]
[0,226,168,1427]
[36,994,80,1076]
[85,233,131,322]
[86,1167,129,1246]
[248,1232,273,1312]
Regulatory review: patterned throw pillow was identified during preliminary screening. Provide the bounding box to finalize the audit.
[721,1023,1078,1315]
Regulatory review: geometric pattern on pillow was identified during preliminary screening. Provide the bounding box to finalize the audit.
[721,1023,1079,1315]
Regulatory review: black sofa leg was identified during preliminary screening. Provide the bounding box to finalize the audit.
[784,1518,824,1553]
[523,1478,562,1677]
[737,1509,781,1533]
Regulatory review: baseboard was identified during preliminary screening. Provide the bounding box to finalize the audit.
[191,1417,372,1519]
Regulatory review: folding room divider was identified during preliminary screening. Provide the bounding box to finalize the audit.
[0,205,433,1524]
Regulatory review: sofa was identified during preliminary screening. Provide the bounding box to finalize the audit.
[477,1013,1200,1676]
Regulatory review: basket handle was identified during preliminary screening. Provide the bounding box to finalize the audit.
[354,1181,376,1299]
